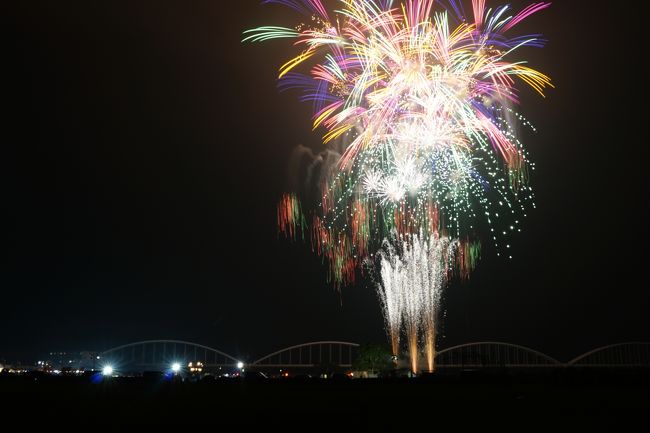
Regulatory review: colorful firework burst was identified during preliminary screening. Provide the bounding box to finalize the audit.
[246,0,551,370]
[248,0,551,286]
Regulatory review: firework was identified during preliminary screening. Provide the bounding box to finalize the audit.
[379,233,456,372]
[246,0,551,372]
[377,240,403,358]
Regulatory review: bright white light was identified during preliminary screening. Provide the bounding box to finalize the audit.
[237,361,244,370]
[378,233,458,372]
[171,362,181,373]
[102,365,113,376]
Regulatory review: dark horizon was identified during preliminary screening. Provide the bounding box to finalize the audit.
[3,1,648,363]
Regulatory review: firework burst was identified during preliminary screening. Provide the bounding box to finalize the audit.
[246,0,551,372]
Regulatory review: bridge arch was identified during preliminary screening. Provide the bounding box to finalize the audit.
[100,340,241,371]
[435,342,562,368]
[568,342,650,367]
[252,341,360,368]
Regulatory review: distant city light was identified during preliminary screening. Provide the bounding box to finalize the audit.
[171,362,181,373]
[102,365,113,376]
[237,361,244,370]
[188,362,203,373]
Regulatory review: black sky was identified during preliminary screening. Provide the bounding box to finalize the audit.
[2,0,647,363]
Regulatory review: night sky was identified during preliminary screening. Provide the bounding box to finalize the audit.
[3,1,647,363]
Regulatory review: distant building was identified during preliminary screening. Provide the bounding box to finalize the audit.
[41,351,100,371]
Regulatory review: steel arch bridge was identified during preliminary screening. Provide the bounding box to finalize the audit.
[568,342,650,368]
[435,342,563,368]
[252,341,360,368]
[100,340,242,372]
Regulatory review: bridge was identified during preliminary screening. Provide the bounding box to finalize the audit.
[99,340,650,373]
[100,340,242,372]
[435,342,650,369]
[567,342,650,368]
[251,341,360,368]
[435,342,563,368]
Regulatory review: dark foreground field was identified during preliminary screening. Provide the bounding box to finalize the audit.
[1,370,648,430]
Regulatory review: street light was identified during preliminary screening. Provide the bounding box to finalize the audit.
[237,361,244,370]
[171,362,181,374]
[102,365,113,376]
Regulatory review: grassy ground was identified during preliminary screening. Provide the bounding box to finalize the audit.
[1,370,648,430]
